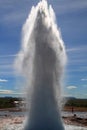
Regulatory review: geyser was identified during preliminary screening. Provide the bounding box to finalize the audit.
[16,0,66,130]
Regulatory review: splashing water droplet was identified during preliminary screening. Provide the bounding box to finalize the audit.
[15,0,67,130]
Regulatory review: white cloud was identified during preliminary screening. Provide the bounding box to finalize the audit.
[66,48,79,52]
[2,12,26,25]
[0,54,17,58]
[78,67,87,72]
[63,94,73,97]
[0,60,16,77]
[67,86,77,89]
[0,89,24,95]
[12,92,24,95]
[0,89,13,94]
[0,0,87,26]
[0,54,23,58]
[0,71,15,77]
[0,65,13,70]
[66,46,87,53]
[54,0,87,15]
[67,66,87,73]
[81,78,87,81]
[0,79,8,82]
[66,46,87,66]
[0,0,29,26]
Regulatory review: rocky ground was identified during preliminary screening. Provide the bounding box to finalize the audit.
[63,115,87,127]
[0,114,87,129]
[0,116,25,129]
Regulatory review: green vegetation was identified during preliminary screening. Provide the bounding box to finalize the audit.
[65,98,87,107]
[0,97,87,109]
[0,97,22,108]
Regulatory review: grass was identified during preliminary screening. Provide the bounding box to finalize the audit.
[0,97,87,111]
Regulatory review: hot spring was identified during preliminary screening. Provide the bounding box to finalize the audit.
[16,0,66,130]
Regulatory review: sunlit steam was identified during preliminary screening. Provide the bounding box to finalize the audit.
[15,0,66,130]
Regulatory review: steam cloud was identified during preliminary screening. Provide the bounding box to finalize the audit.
[15,0,66,130]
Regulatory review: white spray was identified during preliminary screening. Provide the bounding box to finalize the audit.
[15,0,66,130]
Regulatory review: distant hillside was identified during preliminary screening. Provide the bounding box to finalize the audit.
[0,97,87,109]
[65,98,87,107]
[0,97,22,109]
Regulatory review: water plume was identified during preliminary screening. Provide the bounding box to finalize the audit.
[15,0,66,130]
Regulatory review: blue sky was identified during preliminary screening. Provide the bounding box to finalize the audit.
[0,0,87,98]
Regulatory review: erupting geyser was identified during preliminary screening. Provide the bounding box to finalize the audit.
[16,0,66,130]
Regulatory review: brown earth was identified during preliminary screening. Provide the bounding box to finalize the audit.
[63,115,87,127]
[0,114,87,129]
[63,106,87,112]
[0,107,87,129]
[0,106,87,112]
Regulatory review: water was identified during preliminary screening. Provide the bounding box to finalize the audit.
[0,111,87,119]
[0,111,26,117]
[65,125,87,130]
[2,124,87,130]
[15,0,67,130]
[62,111,87,119]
